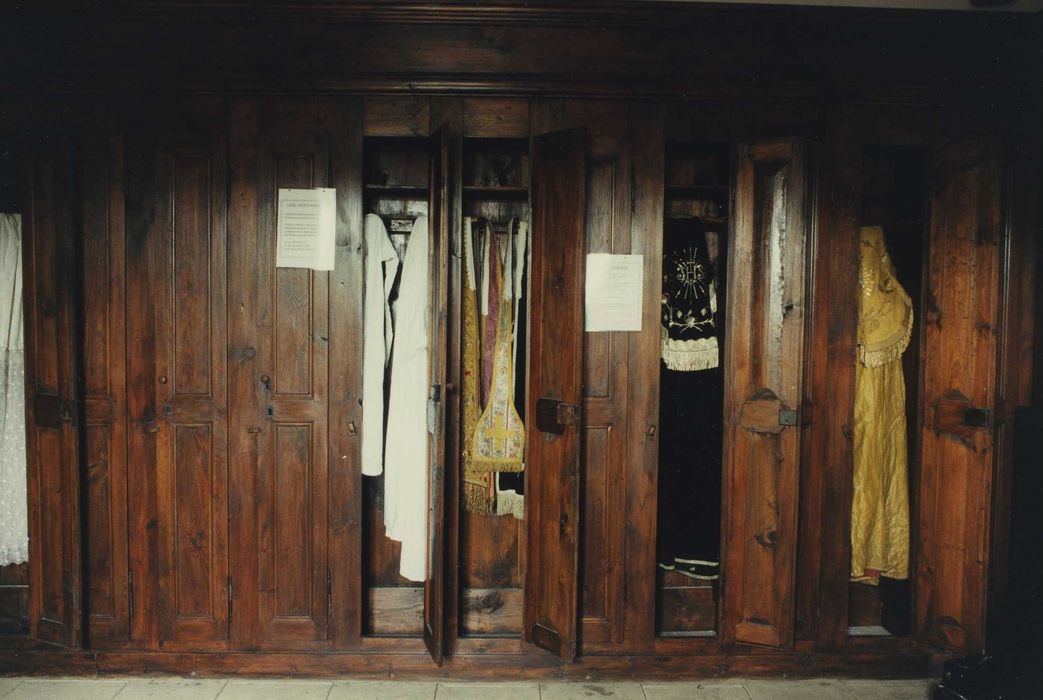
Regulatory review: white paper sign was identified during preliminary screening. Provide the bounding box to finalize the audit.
[276,188,336,270]
[584,253,644,332]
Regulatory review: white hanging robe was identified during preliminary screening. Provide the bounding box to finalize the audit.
[361,214,400,477]
[383,215,430,582]
[0,213,27,566]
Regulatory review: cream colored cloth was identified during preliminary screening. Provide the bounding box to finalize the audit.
[383,215,429,582]
[0,213,27,566]
[851,226,911,583]
[361,214,399,477]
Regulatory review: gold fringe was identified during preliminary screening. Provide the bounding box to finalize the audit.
[464,481,495,514]
[472,458,524,473]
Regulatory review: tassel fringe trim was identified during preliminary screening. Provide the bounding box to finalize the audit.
[471,457,524,473]
[463,481,495,515]
[661,337,719,372]
[495,489,525,520]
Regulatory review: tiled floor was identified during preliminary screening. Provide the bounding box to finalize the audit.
[0,677,935,699]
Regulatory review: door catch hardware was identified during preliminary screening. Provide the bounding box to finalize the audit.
[778,408,799,427]
[963,407,990,428]
[535,397,580,435]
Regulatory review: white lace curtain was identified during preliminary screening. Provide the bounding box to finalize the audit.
[0,213,27,567]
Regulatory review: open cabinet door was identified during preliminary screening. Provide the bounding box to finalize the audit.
[22,143,83,647]
[524,128,587,659]
[423,124,451,664]
[915,117,1002,653]
[721,139,810,650]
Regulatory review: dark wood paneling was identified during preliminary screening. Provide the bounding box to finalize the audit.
[229,98,351,649]
[797,106,861,646]
[987,108,1039,642]
[721,140,810,650]
[80,122,130,645]
[125,99,229,648]
[22,142,83,648]
[524,126,586,659]
[423,123,451,664]
[327,97,366,650]
[622,102,666,652]
[915,113,1003,653]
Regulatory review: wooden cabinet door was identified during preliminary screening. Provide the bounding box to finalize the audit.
[423,124,451,664]
[228,99,340,648]
[22,142,83,648]
[126,101,230,648]
[721,139,810,650]
[915,118,1003,653]
[80,124,130,644]
[524,127,587,659]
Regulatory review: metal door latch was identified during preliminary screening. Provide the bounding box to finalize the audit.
[535,397,580,434]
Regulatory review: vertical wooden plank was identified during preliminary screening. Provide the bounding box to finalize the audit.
[987,108,1038,643]
[797,105,860,645]
[80,114,130,644]
[22,142,83,648]
[226,97,263,649]
[721,139,810,650]
[422,123,451,665]
[916,111,1003,653]
[524,126,587,659]
[428,96,463,656]
[622,101,664,651]
[328,96,365,650]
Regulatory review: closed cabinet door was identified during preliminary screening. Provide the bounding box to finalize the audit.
[228,99,339,648]
[126,100,231,648]
[721,139,811,650]
[22,141,83,649]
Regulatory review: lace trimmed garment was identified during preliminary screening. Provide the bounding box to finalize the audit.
[851,226,912,584]
[0,213,27,567]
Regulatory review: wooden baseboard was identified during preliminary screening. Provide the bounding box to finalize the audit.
[0,648,934,680]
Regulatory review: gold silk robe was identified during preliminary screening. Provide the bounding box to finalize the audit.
[851,226,913,583]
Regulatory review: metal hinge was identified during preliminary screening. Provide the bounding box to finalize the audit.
[128,571,135,620]
[227,576,233,622]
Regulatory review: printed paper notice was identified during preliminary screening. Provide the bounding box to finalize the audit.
[584,254,643,332]
[276,188,336,270]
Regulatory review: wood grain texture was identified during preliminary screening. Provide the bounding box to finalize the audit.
[721,140,810,650]
[524,126,587,659]
[915,111,1004,653]
[622,102,665,652]
[797,105,861,647]
[79,113,130,645]
[125,98,230,649]
[21,141,83,649]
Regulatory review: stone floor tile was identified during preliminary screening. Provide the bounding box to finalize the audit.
[0,679,22,698]
[541,682,646,699]
[435,682,540,700]
[743,678,857,700]
[642,681,751,700]
[330,680,437,700]
[842,679,934,700]
[218,680,333,699]
[6,679,127,700]
[114,679,228,699]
